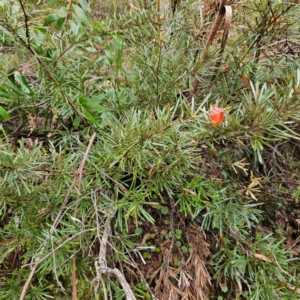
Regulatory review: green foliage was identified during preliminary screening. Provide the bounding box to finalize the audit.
[212,234,298,299]
[0,0,300,299]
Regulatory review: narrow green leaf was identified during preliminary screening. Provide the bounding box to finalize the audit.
[0,86,12,99]
[104,49,113,64]
[7,79,24,96]
[14,72,32,95]
[0,106,10,120]
[81,107,96,123]
[256,139,264,150]
[1,30,13,46]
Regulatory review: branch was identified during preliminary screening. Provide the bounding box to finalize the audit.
[19,265,37,300]
[20,133,97,299]
[188,0,232,99]
[18,0,30,46]
[12,31,87,123]
[50,132,97,234]
[71,132,97,300]
[77,132,97,192]
[20,228,96,300]
[91,222,137,300]
[91,194,136,300]
[2,3,85,122]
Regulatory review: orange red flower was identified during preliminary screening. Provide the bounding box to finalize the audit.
[210,106,225,127]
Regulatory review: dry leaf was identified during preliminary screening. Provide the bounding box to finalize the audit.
[183,188,197,196]
[153,17,164,24]
[240,74,251,89]
[245,171,263,201]
[27,113,36,136]
[128,0,138,11]
[287,284,300,294]
[253,253,271,262]
[232,158,249,175]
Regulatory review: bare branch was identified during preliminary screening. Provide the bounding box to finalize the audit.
[91,193,136,300]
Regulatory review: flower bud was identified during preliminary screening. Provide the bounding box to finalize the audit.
[210,106,225,127]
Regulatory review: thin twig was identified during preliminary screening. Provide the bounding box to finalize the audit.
[115,232,157,299]
[22,229,96,269]
[18,0,30,46]
[7,100,49,114]
[78,132,97,192]
[3,20,87,123]
[92,164,128,194]
[60,0,73,38]
[19,265,37,300]
[20,134,97,299]
[72,257,77,300]
[51,132,97,233]
[189,0,232,99]
[51,234,66,293]
[20,228,95,300]
[71,132,97,300]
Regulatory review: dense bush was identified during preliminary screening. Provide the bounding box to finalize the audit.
[0,0,299,299]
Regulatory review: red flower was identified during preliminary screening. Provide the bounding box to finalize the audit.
[210,106,225,127]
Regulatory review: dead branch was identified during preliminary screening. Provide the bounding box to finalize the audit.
[91,199,136,300]
[189,0,232,99]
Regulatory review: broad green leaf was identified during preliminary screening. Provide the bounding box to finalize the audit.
[96,55,111,66]
[79,96,109,113]
[81,107,96,123]
[31,29,46,47]
[33,45,44,55]
[57,7,67,18]
[55,17,65,30]
[43,14,60,26]
[112,36,125,49]
[7,79,24,96]
[14,71,32,95]
[69,20,80,36]
[104,50,113,65]
[73,115,81,129]
[78,0,91,13]
[0,106,10,120]
[86,47,97,53]
[73,4,89,25]
[1,30,13,46]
